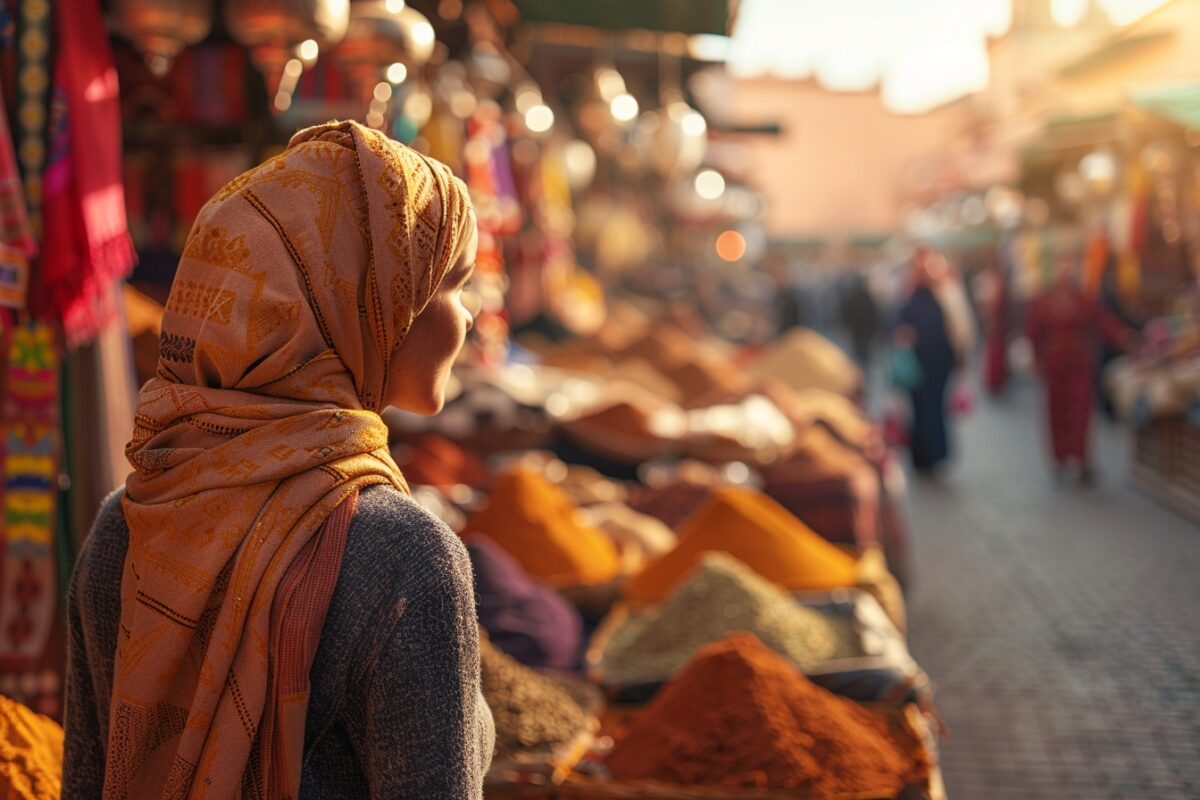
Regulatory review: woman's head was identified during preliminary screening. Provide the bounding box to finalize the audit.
[910,246,949,287]
[156,120,475,414]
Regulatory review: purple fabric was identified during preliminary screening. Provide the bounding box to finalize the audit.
[467,535,583,672]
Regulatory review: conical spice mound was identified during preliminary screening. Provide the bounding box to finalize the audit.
[463,466,621,587]
[605,632,930,794]
[624,485,859,605]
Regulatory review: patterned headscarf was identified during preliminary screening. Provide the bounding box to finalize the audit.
[106,121,474,799]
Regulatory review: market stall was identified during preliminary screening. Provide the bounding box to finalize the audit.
[0,2,946,796]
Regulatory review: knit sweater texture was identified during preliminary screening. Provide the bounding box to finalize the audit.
[63,484,494,798]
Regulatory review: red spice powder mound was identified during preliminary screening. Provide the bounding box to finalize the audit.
[571,402,658,439]
[626,480,715,531]
[605,633,930,796]
[394,433,487,488]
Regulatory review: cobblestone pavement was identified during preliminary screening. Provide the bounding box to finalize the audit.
[903,381,1200,800]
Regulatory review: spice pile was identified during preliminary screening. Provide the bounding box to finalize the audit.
[0,694,63,800]
[480,638,592,761]
[462,467,621,587]
[599,553,859,685]
[747,327,863,397]
[468,535,583,671]
[626,478,715,531]
[391,432,487,488]
[605,633,930,795]
[624,485,860,605]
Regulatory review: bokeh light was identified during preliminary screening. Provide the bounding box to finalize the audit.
[715,230,746,261]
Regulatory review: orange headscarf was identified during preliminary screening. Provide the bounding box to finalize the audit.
[107,121,473,799]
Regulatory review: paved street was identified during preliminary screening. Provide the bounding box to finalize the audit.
[904,380,1200,800]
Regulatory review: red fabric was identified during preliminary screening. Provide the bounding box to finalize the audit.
[1027,287,1129,464]
[34,0,135,345]
[262,492,357,795]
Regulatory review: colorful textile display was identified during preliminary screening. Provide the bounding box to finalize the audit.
[32,0,136,346]
[0,99,34,310]
[0,324,59,678]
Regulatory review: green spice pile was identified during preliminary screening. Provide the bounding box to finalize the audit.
[480,638,591,760]
[599,552,860,686]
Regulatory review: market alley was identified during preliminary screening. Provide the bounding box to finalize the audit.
[905,380,1200,800]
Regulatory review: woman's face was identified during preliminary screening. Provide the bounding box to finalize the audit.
[385,217,479,414]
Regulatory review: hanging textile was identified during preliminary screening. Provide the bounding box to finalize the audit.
[31,0,135,347]
[0,322,60,716]
[0,98,34,310]
[1082,228,1109,300]
[0,0,62,720]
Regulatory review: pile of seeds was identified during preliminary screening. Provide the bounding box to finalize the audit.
[480,638,591,760]
[600,552,860,686]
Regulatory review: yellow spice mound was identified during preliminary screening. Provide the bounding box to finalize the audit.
[463,467,621,587]
[624,485,859,605]
[0,694,63,800]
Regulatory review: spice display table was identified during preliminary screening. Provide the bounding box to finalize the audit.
[1132,416,1200,524]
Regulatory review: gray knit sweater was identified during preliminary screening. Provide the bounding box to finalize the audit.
[63,484,494,798]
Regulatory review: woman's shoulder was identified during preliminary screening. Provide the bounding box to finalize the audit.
[339,484,472,598]
[75,489,130,596]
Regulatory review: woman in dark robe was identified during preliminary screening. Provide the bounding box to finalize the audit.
[895,249,959,473]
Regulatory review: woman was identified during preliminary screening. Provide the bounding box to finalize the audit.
[894,248,968,473]
[1027,253,1134,483]
[63,121,493,798]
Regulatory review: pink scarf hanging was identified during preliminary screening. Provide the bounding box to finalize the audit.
[33,0,135,346]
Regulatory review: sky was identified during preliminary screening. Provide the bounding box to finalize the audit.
[726,0,1172,113]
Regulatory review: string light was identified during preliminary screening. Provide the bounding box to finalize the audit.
[695,169,725,200]
[297,39,319,62]
[387,62,408,84]
[610,93,639,123]
[524,104,554,134]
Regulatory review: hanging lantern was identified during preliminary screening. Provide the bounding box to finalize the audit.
[334,1,436,77]
[652,99,707,177]
[111,0,215,77]
[225,0,350,96]
[334,0,437,118]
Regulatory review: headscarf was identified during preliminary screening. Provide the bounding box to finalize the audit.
[106,121,473,799]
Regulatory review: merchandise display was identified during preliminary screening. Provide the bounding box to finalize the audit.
[596,552,860,686]
[469,536,585,672]
[481,638,595,763]
[623,485,862,605]
[604,633,931,794]
[462,467,622,587]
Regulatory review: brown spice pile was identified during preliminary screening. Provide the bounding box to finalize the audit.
[480,638,591,761]
[605,633,930,795]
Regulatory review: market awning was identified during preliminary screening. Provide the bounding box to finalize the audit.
[513,0,731,36]
[1132,83,1200,131]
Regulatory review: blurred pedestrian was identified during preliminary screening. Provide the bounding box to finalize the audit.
[839,272,880,367]
[1027,251,1137,484]
[893,248,969,474]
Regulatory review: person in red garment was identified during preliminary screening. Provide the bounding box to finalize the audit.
[1027,251,1137,484]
